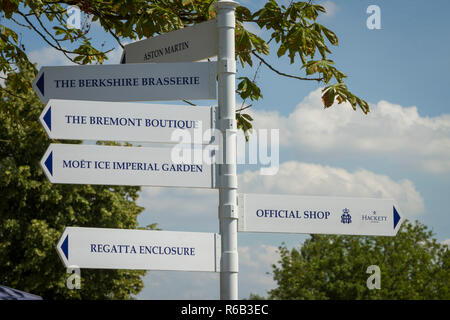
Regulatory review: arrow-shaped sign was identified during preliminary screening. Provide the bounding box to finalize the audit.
[56,227,221,272]
[238,193,404,236]
[41,143,216,189]
[32,62,216,104]
[121,19,217,64]
[39,99,216,144]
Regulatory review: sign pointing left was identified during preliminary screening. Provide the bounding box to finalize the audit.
[39,99,215,144]
[32,62,217,104]
[40,143,215,188]
[56,227,221,272]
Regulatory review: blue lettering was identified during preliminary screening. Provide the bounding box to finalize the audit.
[304,211,331,219]
[177,120,186,129]
[62,159,90,169]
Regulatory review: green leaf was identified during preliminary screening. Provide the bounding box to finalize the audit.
[237,77,262,101]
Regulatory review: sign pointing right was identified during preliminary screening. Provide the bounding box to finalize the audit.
[121,19,217,64]
[238,193,404,236]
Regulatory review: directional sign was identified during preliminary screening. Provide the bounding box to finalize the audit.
[56,227,220,272]
[121,19,217,64]
[238,193,403,236]
[40,144,215,188]
[40,99,216,144]
[32,61,217,104]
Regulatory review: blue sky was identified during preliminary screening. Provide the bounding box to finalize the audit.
[3,0,449,299]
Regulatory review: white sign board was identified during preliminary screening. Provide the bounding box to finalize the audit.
[32,62,217,104]
[56,227,220,272]
[40,143,215,188]
[121,19,217,64]
[40,99,216,144]
[238,193,403,236]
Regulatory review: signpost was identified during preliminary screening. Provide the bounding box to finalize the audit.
[121,19,217,64]
[32,61,217,104]
[40,99,216,144]
[40,143,215,188]
[30,0,407,302]
[56,227,220,272]
[238,193,403,236]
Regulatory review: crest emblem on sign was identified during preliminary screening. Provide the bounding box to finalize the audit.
[340,208,352,224]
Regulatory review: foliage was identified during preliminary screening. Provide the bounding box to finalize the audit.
[266,220,449,300]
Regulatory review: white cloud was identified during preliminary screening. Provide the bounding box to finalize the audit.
[441,239,450,247]
[319,1,339,18]
[238,244,278,289]
[243,21,265,37]
[28,47,75,67]
[139,188,217,218]
[239,244,278,269]
[139,271,219,300]
[28,41,125,67]
[239,161,425,217]
[105,42,129,64]
[249,88,450,174]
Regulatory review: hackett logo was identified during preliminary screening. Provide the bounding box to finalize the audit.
[362,211,388,223]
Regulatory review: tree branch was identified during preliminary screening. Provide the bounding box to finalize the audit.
[17,11,113,65]
[236,104,253,112]
[251,50,322,82]
[0,87,28,100]
[182,99,196,106]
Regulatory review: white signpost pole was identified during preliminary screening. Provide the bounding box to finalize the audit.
[215,0,239,300]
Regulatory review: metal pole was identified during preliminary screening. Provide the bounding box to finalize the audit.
[215,0,239,300]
